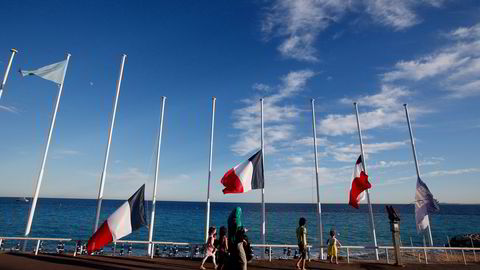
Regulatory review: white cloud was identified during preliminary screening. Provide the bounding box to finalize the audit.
[252,83,271,92]
[381,167,480,186]
[231,70,316,155]
[341,84,411,108]
[56,149,80,155]
[369,157,441,169]
[365,0,419,30]
[52,149,81,159]
[382,23,480,98]
[0,105,20,114]
[318,107,406,136]
[262,0,351,62]
[327,140,407,162]
[261,0,443,62]
[448,23,480,40]
[108,168,150,183]
[318,85,429,136]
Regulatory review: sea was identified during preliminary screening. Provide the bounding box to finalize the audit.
[0,198,479,256]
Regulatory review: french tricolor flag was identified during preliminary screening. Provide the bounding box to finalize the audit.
[221,150,264,194]
[349,155,372,209]
[87,185,147,253]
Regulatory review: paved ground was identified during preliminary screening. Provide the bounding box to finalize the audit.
[0,252,479,270]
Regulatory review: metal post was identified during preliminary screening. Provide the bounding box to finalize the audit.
[35,240,41,255]
[447,235,453,256]
[310,99,324,260]
[24,54,71,250]
[260,98,266,253]
[269,246,272,262]
[150,243,155,259]
[462,249,467,265]
[423,236,428,264]
[0,49,18,101]
[148,96,166,255]
[73,242,78,257]
[94,54,127,232]
[204,97,216,242]
[113,242,116,256]
[470,236,476,262]
[353,102,379,260]
[404,104,434,246]
[386,248,389,264]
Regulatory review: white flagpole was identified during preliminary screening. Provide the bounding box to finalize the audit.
[310,99,324,260]
[260,98,266,253]
[148,96,166,255]
[353,102,379,260]
[24,53,71,246]
[403,104,434,246]
[204,97,216,242]
[94,54,127,232]
[0,48,18,101]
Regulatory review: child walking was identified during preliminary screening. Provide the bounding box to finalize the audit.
[200,227,217,270]
[327,229,341,264]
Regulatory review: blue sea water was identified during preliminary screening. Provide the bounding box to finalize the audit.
[0,198,479,254]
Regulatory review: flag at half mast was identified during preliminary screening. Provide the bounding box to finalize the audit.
[20,59,67,85]
[87,184,147,253]
[415,177,439,232]
[221,149,264,194]
[349,155,372,209]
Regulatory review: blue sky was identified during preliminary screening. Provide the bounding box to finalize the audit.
[0,0,479,204]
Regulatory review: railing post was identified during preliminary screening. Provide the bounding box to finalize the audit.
[73,241,78,257]
[35,240,41,255]
[462,249,467,265]
[424,248,428,264]
[347,248,350,264]
[113,242,116,256]
[269,246,272,262]
[308,246,311,262]
[385,248,389,264]
[471,236,476,262]
[150,243,154,259]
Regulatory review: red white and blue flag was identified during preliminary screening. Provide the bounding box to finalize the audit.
[221,150,264,194]
[349,155,372,209]
[87,184,147,253]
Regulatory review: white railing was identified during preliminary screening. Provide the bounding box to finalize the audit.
[1,236,478,265]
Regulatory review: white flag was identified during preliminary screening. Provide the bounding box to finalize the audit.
[415,177,439,232]
[20,60,67,84]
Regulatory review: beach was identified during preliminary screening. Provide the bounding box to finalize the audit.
[1,252,479,270]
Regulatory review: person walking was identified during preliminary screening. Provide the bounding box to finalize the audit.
[217,226,229,270]
[296,217,308,270]
[327,229,341,264]
[234,229,248,270]
[200,227,218,270]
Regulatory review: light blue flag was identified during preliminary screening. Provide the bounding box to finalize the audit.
[20,60,67,84]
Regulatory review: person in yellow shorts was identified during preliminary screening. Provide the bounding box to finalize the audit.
[327,229,341,264]
[296,217,307,270]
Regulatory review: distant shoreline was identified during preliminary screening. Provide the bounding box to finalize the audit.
[1,197,479,205]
